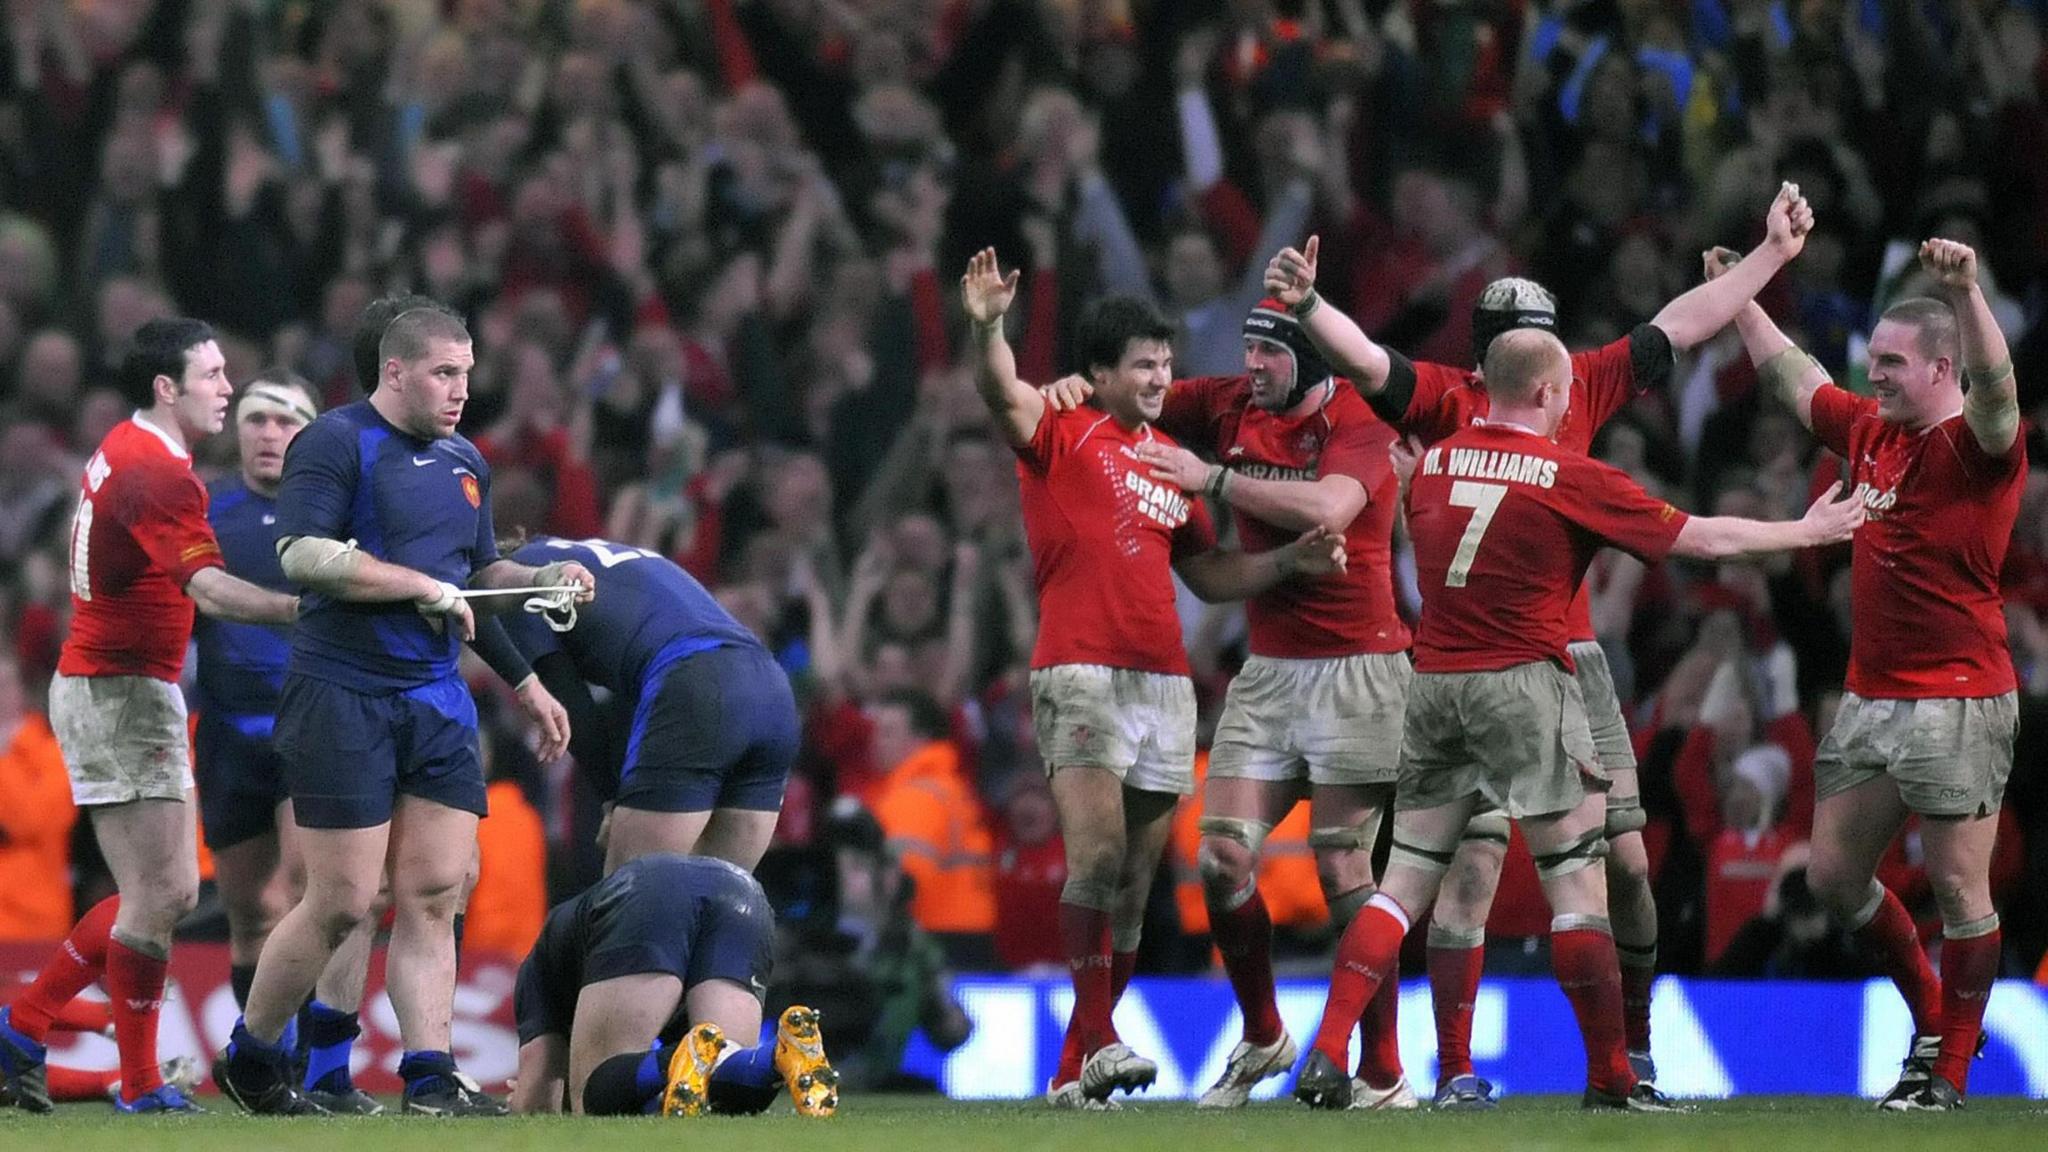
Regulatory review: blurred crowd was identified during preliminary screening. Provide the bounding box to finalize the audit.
[5,0,2048,1040]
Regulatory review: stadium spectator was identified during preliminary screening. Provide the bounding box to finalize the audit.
[868,689,997,959]
[0,650,75,942]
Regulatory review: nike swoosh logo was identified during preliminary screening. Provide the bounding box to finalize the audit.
[413,456,436,466]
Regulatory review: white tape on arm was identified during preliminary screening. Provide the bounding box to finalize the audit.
[278,536,363,585]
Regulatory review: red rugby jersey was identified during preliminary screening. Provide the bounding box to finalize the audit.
[1159,375,1409,658]
[1392,329,1664,641]
[58,416,225,682]
[1014,406,1216,675]
[1809,386,2024,699]
[1407,422,1688,673]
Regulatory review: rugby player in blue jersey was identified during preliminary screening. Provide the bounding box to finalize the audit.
[506,854,835,1118]
[217,305,593,1116]
[501,535,797,873]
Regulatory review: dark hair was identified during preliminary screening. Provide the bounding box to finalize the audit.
[353,294,461,390]
[1074,295,1174,376]
[1877,297,1960,364]
[119,317,215,409]
[878,688,950,742]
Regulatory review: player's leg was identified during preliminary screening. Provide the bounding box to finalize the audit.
[1428,814,1504,1106]
[605,809,712,873]
[1884,694,2018,1109]
[1046,764,1129,1092]
[0,893,120,1112]
[568,973,686,1114]
[1809,696,1936,1106]
[387,794,492,1113]
[302,912,383,1111]
[1573,639,1658,1082]
[1519,792,1653,1109]
[1191,769,1298,1108]
[212,831,286,1003]
[1030,665,1138,1105]
[1309,782,1412,1107]
[87,797,202,1109]
[1295,652,1414,1105]
[1193,655,1306,1108]
[220,680,398,1114]
[196,719,293,1012]
[1296,797,1470,1110]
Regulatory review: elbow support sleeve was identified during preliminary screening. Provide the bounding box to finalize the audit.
[278,535,364,584]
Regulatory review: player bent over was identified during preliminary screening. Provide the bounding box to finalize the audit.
[501,534,797,873]
[1295,330,1861,1111]
[508,854,835,1117]
[1715,239,2023,1110]
[961,250,1345,1107]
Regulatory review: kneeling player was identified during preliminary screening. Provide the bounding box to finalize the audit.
[508,853,837,1117]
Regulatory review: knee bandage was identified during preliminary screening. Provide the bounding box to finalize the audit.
[1198,816,1273,856]
[1847,879,1887,931]
[1388,831,1460,878]
[1533,827,1609,881]
[1945,912,2000,941]
[1604,803,1647,837]
[1461,809,1511,846]
[1551,913,1613,937]
[1061,875,1118,912]
[1427,920,1486,950]
[1308,808,1384,854]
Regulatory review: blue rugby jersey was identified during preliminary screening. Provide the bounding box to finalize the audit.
[194,475,291,724]
[503,536,759,691]
[275,401,499,690]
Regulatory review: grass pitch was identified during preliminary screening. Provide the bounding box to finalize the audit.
[10,1094,2048,1152]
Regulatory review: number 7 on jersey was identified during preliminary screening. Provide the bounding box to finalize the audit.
[1444,481,1507,588]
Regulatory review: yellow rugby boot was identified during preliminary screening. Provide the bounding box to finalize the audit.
[774,1006,840,1117]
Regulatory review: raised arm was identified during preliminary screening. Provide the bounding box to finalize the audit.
[1650,182,1813,351]
[1703,246,1828,430]
[1921,238,2019,457]
[1671,482,1865,559]
[961,248,1046,449]
[1264,236,1394,394]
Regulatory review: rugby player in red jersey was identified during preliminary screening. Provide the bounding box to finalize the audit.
[1712,237,2023,1111]
[1265,184,1815,1105]
[1294,327,1860,1111]
[0,319,299,1114]
[1040,299,1415,1109]
[961,249,1345,1108]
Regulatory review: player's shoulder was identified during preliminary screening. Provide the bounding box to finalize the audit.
[444,431,489,469]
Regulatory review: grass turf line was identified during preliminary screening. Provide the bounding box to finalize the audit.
[10,1095,2045,1152]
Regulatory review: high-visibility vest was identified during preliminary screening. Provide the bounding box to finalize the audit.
[875,740,997,934]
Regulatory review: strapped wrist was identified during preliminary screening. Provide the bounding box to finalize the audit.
[1290,287,1321,320]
